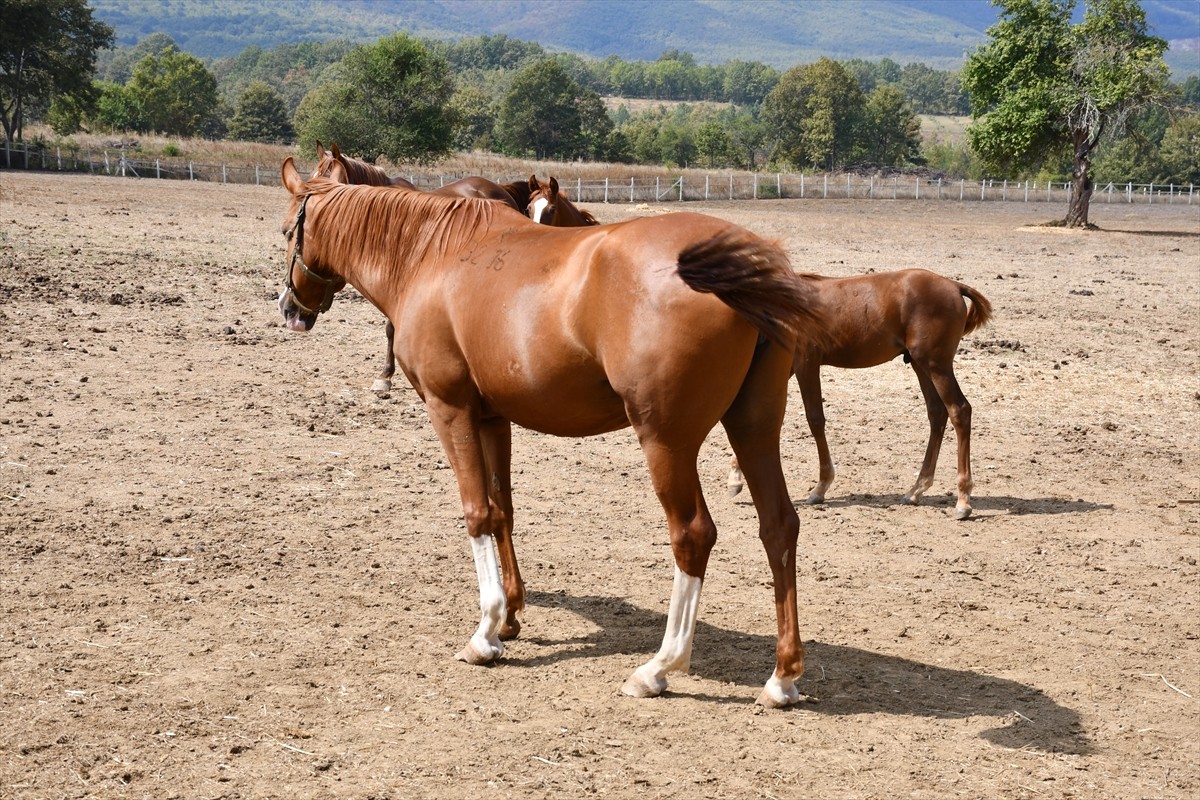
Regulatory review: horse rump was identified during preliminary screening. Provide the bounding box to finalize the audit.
[676,229,826,349]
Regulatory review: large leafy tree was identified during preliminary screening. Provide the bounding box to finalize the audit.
[496,59,586,160]
[762,57,865,171]
[293,33,456,164]
[227,80,293,143]
[127,46,220,136]
[862,85,924,166]
[0,0,113,143]
[963,0,1169,227]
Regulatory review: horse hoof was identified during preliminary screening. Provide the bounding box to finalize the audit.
[499,618,522,641]
[455,638,503,665]
[954,506,972,521]
[371,378,392,393]
[755,680,800,709]
[727,482,744,498]
[805,493,826,505]
[621,669,667,698]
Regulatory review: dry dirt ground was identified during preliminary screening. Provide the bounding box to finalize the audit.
[1,170,1197,800]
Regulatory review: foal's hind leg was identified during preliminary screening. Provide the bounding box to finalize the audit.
[372,320,396,393]
[906,362,973,519]
[795,362,835,504]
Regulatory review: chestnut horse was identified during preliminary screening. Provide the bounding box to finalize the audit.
[277,156,825,706]
[311,143,534,392]
[727,269,992,520]
[527,175,600,227]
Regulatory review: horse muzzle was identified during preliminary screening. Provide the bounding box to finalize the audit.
[278,289,318,332]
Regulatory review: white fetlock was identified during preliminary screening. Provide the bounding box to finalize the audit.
[456,634,504,665]
[755,672,800,708]
[621,664,668,698]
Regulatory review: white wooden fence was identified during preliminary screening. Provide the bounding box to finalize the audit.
[4,140,1195,207]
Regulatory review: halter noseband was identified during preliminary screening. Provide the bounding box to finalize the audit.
[283,194,340,316]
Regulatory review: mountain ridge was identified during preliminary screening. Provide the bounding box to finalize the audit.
[90,0,1200,76]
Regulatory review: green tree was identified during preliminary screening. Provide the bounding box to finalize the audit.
[862,85,924,166]
[0,0,113,143]
[91,79,143,132]
[449,85,496,151]
[962,0,1170,227]
[127,46,220,136]
[293,33,456,164]
[227,80,293,142]
[763,57,865,171]
[496,59,584,159]
[1155,113,1200,185]
[576,89,614,160]
[695,120,736,168]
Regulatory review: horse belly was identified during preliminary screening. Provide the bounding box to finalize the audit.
[479,368,629,437]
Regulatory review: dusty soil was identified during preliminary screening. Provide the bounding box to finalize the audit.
[1,170,1197,800]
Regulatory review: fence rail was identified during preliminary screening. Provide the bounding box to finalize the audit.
[4,140,1195,207]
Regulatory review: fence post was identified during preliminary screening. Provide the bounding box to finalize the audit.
[846,174,851,198]
[823,174,828,199]
[57,147,62,170]
[937,177,942,200]
[1106,182,1112,203]
[678,176,683,201]
[893,176,897,200]
[1190,184,1194,205]
[776,172,781,199]
[959,179,964,201]
[914,176,919,200]
[604,177,609,203]
[255,165,259,186]
[981,180,986,201]
[705,174,709,200]
[729,174,733,200]
[656,176,660,198]
[1002,179,1007,201]
[753,172,758,199]
[869,175,874,198]
[1127,182,1132,203]
[1025,180,1029,202]
[189,162,194,180]
[630,176,635,202]
[800,173,805,198]
[1047,181,1052,202]
[1169,183,1174,204]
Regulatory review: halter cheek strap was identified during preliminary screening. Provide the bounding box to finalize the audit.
[284,195,340,315]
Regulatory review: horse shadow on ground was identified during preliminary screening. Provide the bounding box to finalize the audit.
[802,493,1112,517]
[514,590,1091,755]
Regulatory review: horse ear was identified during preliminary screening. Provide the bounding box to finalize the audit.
[315,140,324,157]
[331,142,342,159]
[329,158,348,183]
[549,176,559,195]
[282,157,306,195]
[528,174,540,190]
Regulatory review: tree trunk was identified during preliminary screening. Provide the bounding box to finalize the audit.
[1065,129,1094,228]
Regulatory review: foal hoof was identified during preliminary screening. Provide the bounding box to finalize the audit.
[755,681,800,709]
[371,378,392,394]
[954,506,972,521]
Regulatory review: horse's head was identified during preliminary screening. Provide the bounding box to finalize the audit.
[527,175,561,225]
[278,157,346,332]
[310,141,350,183]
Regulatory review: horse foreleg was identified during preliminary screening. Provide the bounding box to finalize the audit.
[905,364,948,509]
[372,320,397,393]
[795,363,834,504]
[622,440,713,699]
[481,417,525,639]
[425,398,506,665]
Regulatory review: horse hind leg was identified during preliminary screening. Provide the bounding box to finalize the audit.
[372,320,396,393]
[481,417,525,639]
[795,363,834,504]
[907,360,973,519]
[621,439,715,699]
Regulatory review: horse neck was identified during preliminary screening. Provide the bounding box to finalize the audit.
[555,197,596,227]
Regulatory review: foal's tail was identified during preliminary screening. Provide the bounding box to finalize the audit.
[957,281,994,334]
[677,229,825,349]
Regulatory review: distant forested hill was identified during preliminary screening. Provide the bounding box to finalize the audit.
[91,0,1199,75]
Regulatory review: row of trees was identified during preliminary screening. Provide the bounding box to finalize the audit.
[4,0,1198,226]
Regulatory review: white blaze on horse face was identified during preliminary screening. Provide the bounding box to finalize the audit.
[530,197,550,224]
[464,534,506,662]
[621,567,702,697]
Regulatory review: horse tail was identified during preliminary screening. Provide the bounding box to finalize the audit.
[676,229,825,349]
[957,281,993,334]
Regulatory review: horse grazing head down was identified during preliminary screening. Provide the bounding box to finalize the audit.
[526,175,599,227]
[278,157,347,332]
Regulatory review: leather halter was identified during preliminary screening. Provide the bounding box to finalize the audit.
[283,195,340,316]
